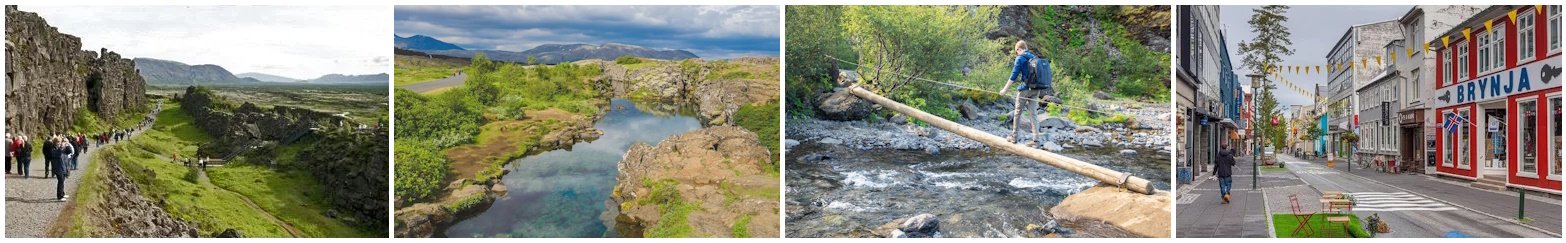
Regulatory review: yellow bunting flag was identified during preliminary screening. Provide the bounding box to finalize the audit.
[1361,58,1367,68]
[1407,47,1415,57]
[1376,56,1382,66]
[1485,19,1494,32]
[1537,5,1545,14]
[1315,66,1321,74]
[1442,36,1450,47]
[1509,9,1518,24]
[1425,42,1433,52]
[1462,28,1471,40]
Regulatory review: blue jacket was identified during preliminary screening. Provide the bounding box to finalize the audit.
[1009,51,1050,91]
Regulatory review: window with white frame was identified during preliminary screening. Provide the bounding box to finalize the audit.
[1479,30,1492,72]
[1443,49,1453,86]
[1551,96,1561,179]
[1445,110,1457,167]
[1520,10,1537,62]
[1520,98,1539,175]
[1488,27,1505,72]
[1551,6,1560,52]
[1459,108,1471,168]
[1458,40,1469,81]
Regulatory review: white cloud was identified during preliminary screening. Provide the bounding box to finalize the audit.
[23,5,391,79]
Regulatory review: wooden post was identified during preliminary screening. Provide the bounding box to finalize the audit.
[847,86,1157,194]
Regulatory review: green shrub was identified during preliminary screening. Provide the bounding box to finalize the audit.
[615,55,643,65]
[734,100,780,174]
[394,139,447,204]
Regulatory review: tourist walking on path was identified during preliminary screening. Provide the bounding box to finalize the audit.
[997,40,1056,146]
[49,136,74,201]
[15,135,33,177]
[5,133,13,174]
[70,134,85,170]
[1214,144,1237,204]
[41,135,55,178]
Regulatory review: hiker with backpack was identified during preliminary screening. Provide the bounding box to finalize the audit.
[997,40,1056,146]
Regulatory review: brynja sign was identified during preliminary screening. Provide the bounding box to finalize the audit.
[1434,55,1562,107]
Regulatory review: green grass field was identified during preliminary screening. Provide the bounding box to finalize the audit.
[1272,213,1370,238]
[71,103,375,237]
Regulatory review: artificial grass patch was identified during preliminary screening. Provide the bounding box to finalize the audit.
[1271,213,1371,238]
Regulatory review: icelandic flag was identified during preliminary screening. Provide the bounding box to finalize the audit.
[1443,112,1465,134]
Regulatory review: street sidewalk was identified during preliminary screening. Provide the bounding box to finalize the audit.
[1177,157,1301,238]
[1289,154,1561,235]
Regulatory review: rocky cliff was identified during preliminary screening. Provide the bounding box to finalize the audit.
[180,86,350,156]
[5,6,148,135]
[295,126,390,232]
[609,126,779,237]
[597,57,779,126]
[73,156,200,237]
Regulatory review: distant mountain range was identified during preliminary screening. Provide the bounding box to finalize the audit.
[301,73,389,84]
[236,72,300,83]
[136,58,386,86]
[135,58,261,86]
[394,34,698,64]
[395,35,465,51]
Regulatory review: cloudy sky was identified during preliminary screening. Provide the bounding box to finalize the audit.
[1220,5,1411,109]
[394,5,780,59]
[23,5,390,80]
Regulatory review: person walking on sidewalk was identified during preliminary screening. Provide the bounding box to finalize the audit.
[16,135,33,177]
[1215,144,1237,204]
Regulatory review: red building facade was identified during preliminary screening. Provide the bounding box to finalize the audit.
[1431,5,1561,193]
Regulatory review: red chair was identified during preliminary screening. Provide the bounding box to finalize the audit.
[1289,194,1316,237]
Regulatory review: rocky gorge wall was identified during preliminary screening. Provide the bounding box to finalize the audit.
[179,86,349,151]
[596,57,779,126]
[178,86,386,232]
[5,6,148,135]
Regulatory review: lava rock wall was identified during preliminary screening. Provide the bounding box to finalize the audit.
[5,6,147,135]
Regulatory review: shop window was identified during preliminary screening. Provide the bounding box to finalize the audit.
[1520,98,1539,175]
[1459,108,1471,168]
[1445,110,1457,167]
[1520,11,1536,62]
[1551,96,1561,179]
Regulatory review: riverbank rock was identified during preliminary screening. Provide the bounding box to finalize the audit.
[816,89,872,121]
[5,6,148,136]
[872,213,942,238]
[1049,183,1171,238]
[393,203,452,238]
[611,126,780,237]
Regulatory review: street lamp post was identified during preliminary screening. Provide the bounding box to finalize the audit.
[1247,74,1264,190]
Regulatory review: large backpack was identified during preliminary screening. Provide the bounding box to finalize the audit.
[1025,55,1052,90]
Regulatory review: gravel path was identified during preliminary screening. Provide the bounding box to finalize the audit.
[5,108,158,237]
[401,73,466,93]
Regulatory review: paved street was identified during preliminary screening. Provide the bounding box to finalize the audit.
[1280,155,1558,237]
[1297,155,1561,235]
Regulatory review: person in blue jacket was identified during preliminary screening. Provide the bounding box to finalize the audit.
[997,40,1055,146]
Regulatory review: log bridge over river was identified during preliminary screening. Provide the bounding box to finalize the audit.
[846,85,1172,237]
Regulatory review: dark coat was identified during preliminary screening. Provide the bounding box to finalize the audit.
[16,140,33,160]
[52,143,73,177]
[1215,149,1236,178]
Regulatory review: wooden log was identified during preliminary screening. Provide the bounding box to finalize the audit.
[847,86,1157,194]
